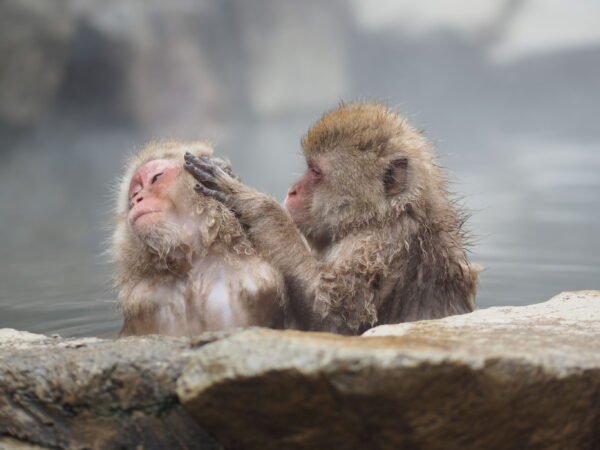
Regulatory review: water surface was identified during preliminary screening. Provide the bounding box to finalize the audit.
[0,1,598,337]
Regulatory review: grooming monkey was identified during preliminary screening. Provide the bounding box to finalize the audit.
[112,141,285,336]
[185,103,479,335]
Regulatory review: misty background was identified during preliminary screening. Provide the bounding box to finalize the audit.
[0,0,598,338]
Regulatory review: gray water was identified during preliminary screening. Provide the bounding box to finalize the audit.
[0,0,599,338]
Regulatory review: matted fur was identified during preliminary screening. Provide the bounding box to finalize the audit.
[112,141,251,285]
[188,102,479,334]
[299,103,478,329]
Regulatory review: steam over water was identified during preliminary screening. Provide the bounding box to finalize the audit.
[1,1,598,337]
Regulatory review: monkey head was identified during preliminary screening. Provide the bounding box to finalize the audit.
[285,103,436,245]
[112,141,244,277]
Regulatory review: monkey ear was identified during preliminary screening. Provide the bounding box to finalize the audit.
[384,157,409,196]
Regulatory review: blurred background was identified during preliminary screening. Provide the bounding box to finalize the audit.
[0,0,598,337]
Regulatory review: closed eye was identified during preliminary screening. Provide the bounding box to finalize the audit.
[308,164,321,178]
[151,172,163,184]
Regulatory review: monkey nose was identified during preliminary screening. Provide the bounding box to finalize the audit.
[287,187,297,197]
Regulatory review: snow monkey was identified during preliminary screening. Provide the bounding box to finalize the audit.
[112,141,285,336]
[185,103,479,335]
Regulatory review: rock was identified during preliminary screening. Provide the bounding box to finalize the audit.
[0,332,220,450]
[0,0,74,127]
[178,291,600,450]
[365,290,600,338]
[364,290,600,368]
[0,329,49,345]
[0,0,353,133]
[1,292,599,449]
[0,437,49,450]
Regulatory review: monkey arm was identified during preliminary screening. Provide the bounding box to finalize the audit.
[230,192,328,328]
[183,154,391,334]
[236,199,394,334]
[184,152,324,328]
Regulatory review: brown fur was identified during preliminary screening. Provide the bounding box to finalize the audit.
[112,141,285,336]
[187,103,479,334]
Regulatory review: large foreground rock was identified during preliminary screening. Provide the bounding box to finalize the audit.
[1,291,599,449]
[0,331,222,449]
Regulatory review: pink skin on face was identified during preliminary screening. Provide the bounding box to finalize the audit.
[283,180,305,223]
[128,159,181,229]
[284,160,321,225]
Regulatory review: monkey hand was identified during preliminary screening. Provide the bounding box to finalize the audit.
[184,152,238,206]
[211,157,240,181]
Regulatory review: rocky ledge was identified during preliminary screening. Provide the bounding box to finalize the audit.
[1,291,599,450]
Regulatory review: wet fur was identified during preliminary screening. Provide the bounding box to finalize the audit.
[111,141,285,336]
[196,104,479,334]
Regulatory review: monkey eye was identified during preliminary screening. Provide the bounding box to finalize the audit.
[309,165,322,178]
[151,172,164,184]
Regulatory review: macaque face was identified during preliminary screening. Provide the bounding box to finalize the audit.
[284,158,322,226]
[127,159,181,235]
[284,147,398,243]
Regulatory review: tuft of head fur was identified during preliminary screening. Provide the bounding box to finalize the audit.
[303,103,414,158]
[111,141,251,288]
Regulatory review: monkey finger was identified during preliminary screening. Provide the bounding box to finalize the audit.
[222,167,235,178]
[199,156,224,176]
[183,152,201,167]
[209,160,234,182]
[194,183,229,204]
[211,156,237,179]
[199,156,233,180]
[184,153,216,176]
[185,161,217,184]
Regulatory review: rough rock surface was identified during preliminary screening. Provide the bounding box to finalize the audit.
[0,0,74,126]
[179,291,600,450]
[1,291,599,449]
[0,332,222,450]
